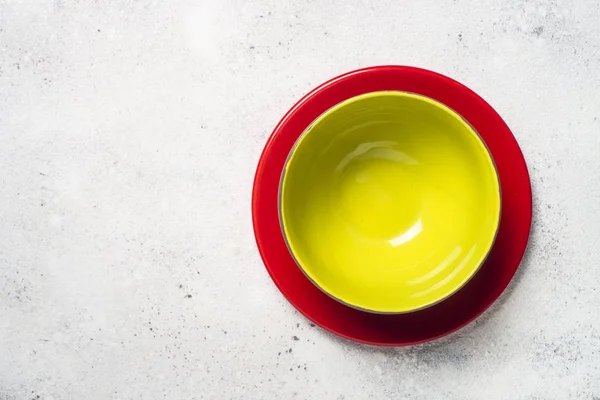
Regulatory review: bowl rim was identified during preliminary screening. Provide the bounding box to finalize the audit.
[277,90,502,314]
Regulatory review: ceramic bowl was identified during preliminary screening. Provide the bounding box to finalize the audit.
[278,91,501,314]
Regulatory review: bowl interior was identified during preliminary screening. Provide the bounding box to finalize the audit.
[279,91,500,313]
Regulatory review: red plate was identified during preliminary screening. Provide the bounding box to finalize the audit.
[252,66,532,346]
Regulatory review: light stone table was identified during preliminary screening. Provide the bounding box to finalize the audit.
[1,0,599,399]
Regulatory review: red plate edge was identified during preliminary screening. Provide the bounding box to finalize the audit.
[252,65,533,346]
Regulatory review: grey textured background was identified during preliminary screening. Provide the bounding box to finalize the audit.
[1,0,600,399]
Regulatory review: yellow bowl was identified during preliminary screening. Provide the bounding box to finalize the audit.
[279,91,501,314]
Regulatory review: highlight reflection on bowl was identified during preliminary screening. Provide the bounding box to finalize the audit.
[279,91,501,314]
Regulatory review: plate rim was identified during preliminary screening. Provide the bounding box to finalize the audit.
[252,65,533,346]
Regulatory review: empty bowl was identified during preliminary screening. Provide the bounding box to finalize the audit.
[278,91,501,313]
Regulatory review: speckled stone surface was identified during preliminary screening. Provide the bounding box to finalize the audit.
[1,0,600,399]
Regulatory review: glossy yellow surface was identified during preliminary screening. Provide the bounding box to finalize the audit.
[279,91,501,313]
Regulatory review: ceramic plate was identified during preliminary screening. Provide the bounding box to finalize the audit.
[252,66,532,346]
